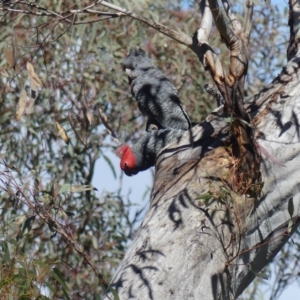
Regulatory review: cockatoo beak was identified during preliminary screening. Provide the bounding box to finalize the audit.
[125,68,133,78]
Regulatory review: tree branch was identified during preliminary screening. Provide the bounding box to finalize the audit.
[208,0,248,87]
[0,1,124,24]
[208,0,239,47]
[197,0,212,42]
[221,0,242,34]
[190,0,224,85]
[96,0,193,46]
[244,0,254,46]
[287,0,300,60]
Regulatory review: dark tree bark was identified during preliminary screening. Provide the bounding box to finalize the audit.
[105,1,300,299]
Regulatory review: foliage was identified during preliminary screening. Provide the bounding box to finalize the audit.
[0,0,296,299]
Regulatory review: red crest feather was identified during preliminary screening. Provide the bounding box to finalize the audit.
[116,144,130,158]
[116,144,136,171]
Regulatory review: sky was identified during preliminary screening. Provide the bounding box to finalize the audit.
[92,1,300,299]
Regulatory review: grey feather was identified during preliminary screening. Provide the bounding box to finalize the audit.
[122,48,191,131]
[126,129,185,176]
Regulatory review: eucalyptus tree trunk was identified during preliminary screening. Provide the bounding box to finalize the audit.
[105,1,300,299]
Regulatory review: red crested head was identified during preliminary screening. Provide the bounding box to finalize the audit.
[116,145,137,176]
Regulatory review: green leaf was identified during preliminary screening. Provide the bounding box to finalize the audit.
[59,183,71,194]
[69,185,97,193]
[288,197,294,218]
[220,186,230,194]
[67,143,74,157]
[13,215,27,225]
[197,193,212,200]
[249,263,269,280]
[239,118,254,129]
[52,268,70,295]
[8,239,17,246]
[92,235,98,250]
[45,282,55,294]
[61,288,71,300]
[64,211,75,217]
[224,117,234,123]
[94,292,102,300]
[288,219,293,233]
[256,271,269,280]
[103,154,117,179]
[48,222,56,233]
[109,287,120,300]
[52,269,68,289]
[18,216,36,240]
[0,241,10,263]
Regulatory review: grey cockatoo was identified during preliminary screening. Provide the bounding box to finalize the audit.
[116,128,185,176]
[122,48,191,132]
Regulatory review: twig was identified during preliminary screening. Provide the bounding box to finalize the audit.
[71,15,120,25]
[1,1,124,24]
[96,0,193,46]
[208,0,238,47]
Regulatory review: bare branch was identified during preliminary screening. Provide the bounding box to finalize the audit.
[19,0,96,17]
[190,0,224,85]
[71,15,120,25]
[96,0,193,46]
[244,0,254,45]
[208,0,248,87]
[0,1,124,24]
[85,9,125,16]
[197,0,212,42]
[17,0,63,18]
[221,0,242,34]
[287,0,300,60]
[208,0,238,47]
[0,7,51,16]
[6,1,191,46]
